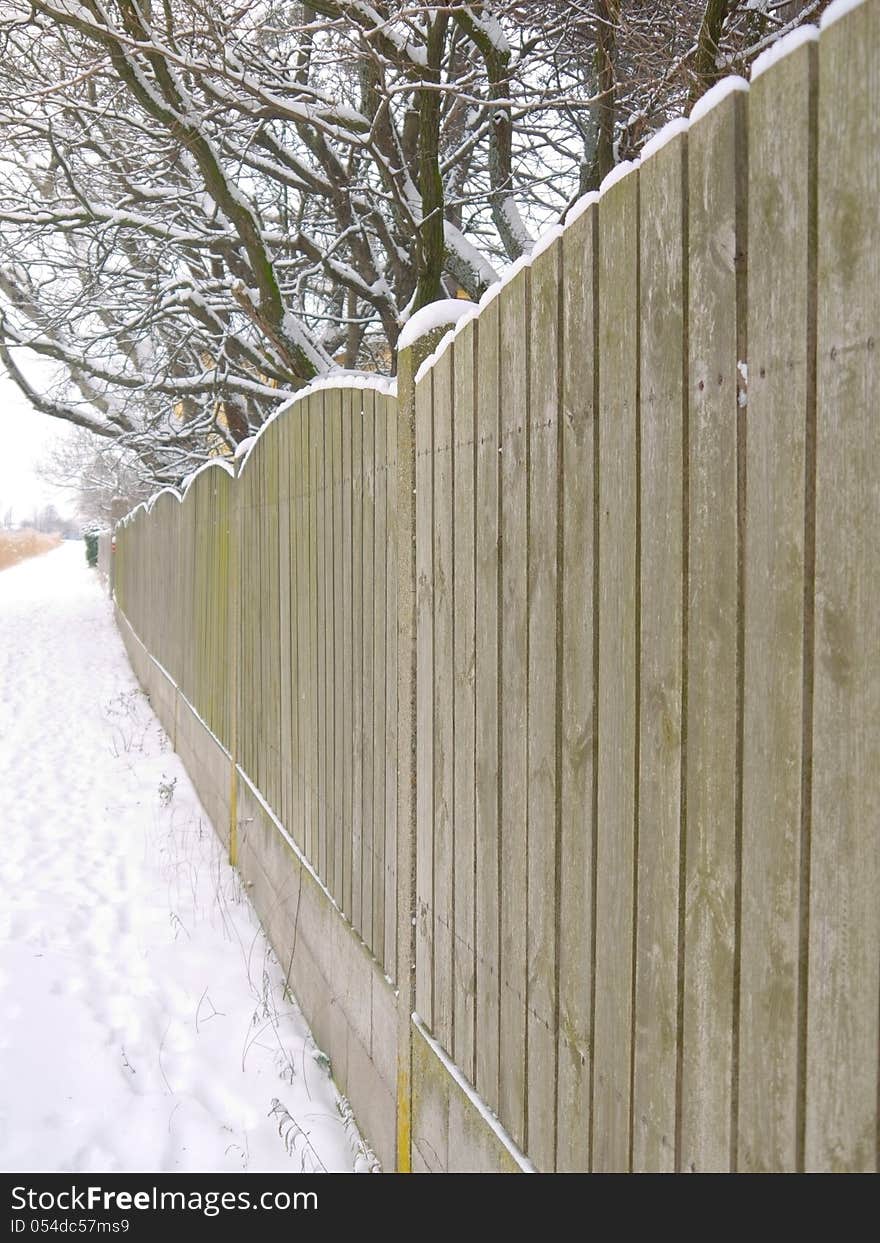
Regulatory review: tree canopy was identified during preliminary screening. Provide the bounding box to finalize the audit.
[0,1,826,486]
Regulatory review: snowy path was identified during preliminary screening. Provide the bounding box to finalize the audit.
[0,543,369,1174]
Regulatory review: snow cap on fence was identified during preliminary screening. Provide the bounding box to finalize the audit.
[821,0,866,31]
[397,298,474,353]
[751,24,818,80]
[236,370,398,476]
[640,117,690,163]
[689,74,749,125]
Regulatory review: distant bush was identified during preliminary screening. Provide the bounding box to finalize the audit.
[84,531,99,567]
[0,529,61,572]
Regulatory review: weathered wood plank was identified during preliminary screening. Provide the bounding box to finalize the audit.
[452,323,477,1083]
[351,391,364,937]
[474,298,501,1114]
[331,388,344,904]
[384,393,399,980]
[556,203,598,1173]
[432,348,455,1054]
[269,421,282,816]
[314,393,326,875]
[807,0,880,1173]
[526,242,561,1171]
[498,270,529,1148]
[342,389,354,919]
[415,370,435,1026]
[682,87,747,1173]
[593,163,640,1173]
[633,129,687,1174]
[361,389,376,949]
[279,414,293,841]
[373,394,388,965]
[295,403,308,849]
[739,38,817,1173]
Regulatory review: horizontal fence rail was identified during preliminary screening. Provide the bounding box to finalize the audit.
[114,0,878,1174]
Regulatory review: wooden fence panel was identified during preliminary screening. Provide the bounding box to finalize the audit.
[113,8,879,1171]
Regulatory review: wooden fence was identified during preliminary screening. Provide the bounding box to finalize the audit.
[114,0,878,1173]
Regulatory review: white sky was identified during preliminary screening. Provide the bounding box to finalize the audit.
[0,370,78,523]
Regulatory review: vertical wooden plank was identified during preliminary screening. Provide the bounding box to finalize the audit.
[739,38,817,1173]
[361,390,375,949]
[526,243,561,1170]
[351,391,364,937]
[498,270,529,1148]
[279,414,294,839]
[633,130,687,1173]
[332,388,345,904]
[255,434,266,798]
[556,203,598,1173]
[373,393,388,966]
[475,297,501,1114]
[683,86,748,1173]
[384,392,398,981]
[342,389,354,920]
[269,422,282,818]
[807,1,879,1173]
[593,164,640,1173]
[452,323,476,1083]
[326,393,338,891]
[295,402,309,849]
[432,348,454,1054]
[314,393,326,875]
[415,371,435,1025]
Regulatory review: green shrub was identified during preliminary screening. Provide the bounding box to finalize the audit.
[84,531,99,567]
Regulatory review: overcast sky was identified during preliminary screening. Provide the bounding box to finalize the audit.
[0,370,78,524]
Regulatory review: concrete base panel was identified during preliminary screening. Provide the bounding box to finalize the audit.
[410,1021,532,1173]
[234,776,398,1170]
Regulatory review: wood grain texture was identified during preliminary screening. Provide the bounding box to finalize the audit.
[526,243,561,1171]
[556,205,597,1174]
[807,0,880,1173]
[682,88,747,1173]
[593,164,640,1173]
[474,300,502,1114]
[373,394,388,966]
[415,371,435,1027]
[452,324,477,1082]
[739,39,816,1173]
[432,349,455,1054]
[498,270,529,1149]
[361,390,376,950]
[633,130,687,1173]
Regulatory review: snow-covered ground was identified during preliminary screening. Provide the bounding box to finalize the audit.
[0,542,372,1174]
